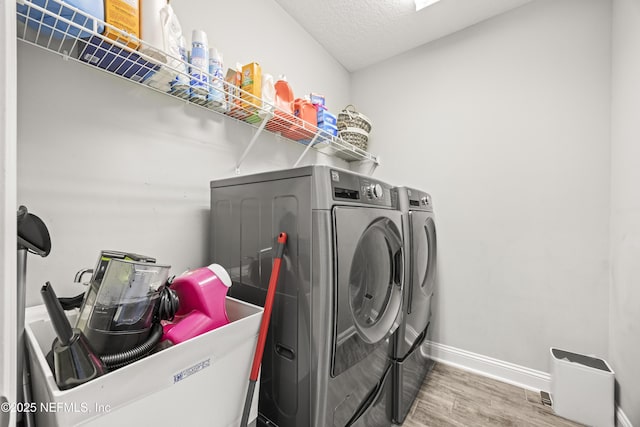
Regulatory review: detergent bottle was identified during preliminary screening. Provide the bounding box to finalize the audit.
[274,75,294,114]
[162,264,232,345]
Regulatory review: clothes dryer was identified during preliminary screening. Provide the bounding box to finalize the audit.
[391,187,438,424]
[210,166,403,427]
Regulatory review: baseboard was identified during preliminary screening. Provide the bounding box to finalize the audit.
[424,341,551,392]
[616,406,633,427]
[425,341,634,427]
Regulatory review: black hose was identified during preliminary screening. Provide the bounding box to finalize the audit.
[100,323,163,369]
[157,286,179,322]
[58,292,85,311]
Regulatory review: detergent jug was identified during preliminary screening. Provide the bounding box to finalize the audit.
[162,264,232,345]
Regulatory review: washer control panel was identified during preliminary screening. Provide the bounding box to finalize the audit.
[330,169,393,207]
[366,183,383,200]
[407,188,433,211]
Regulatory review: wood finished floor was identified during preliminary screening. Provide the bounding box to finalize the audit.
[401,363,584,427]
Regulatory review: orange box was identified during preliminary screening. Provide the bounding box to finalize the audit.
[241,62,262,110]
[104,0,140,49]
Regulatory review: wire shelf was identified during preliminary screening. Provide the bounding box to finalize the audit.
[15,0,380,169]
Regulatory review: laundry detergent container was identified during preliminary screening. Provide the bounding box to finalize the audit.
[550,348,614,427]
[17,0,104,39]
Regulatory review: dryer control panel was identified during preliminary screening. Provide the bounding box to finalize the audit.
[330,169,394,207]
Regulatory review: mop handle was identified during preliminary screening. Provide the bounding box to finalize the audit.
[250,232,287,381]
[241,233,288,427]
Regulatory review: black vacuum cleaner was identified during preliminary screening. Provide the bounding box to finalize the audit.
[17,205,51,427]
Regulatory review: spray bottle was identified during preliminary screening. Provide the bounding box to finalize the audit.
[171,34,190,98]
[208,47,226,111]
[189,30,209,104]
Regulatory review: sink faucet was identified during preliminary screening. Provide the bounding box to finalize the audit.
[74,268,93,284]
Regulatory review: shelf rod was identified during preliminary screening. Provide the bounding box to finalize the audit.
[293,133,320,168]
[235,112,273,174]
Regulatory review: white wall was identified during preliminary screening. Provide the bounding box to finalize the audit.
[1,0,18,423]
[17,0,351,306]
[352,0,612,372]
[610,0,640,423]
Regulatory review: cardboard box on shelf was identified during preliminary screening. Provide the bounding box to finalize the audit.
[241,62,262,110]
[104,0,140,49]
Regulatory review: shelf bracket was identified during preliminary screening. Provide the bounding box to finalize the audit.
[368,156,381,174]
[350,156,380,175]
[235,112,272,174]
[293,133,320,168]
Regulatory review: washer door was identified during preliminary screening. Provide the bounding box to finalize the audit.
[409,212,437,313]
[332,207,404,377]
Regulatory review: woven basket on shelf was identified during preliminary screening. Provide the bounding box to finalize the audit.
[338,127,368,151]
[337,105,372,134]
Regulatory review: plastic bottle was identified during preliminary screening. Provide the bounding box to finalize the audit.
[265,75,295,133]
[171,35,190,99]
[260,73,275,119]
[274,75,295,113]
[189,30,209,104]
[208,47,225,111]
[139,0,167,62]
[144,2,185,92]
[161,264,233,345]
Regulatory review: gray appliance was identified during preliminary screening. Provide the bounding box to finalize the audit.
[391,187,437,424]
[210,166,404,427]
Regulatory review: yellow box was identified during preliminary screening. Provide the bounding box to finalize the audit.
[241,62,262,110]
[104,0,140,49]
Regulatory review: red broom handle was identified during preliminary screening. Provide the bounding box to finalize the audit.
[249,232,287,381]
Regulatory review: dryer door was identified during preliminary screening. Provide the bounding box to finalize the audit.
[332,207,404,377]
[408,212,437,313]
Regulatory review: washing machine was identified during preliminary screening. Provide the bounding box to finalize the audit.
[210,165,403,427]
[391,187,437,424]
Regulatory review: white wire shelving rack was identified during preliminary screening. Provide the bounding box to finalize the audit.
[15,0,380,173]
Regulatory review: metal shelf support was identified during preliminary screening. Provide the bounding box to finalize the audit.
[292,133,320,168]
[235,112,273,174]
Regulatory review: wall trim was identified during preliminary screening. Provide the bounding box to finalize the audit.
[425,342,634,426]
[616,407,633,427]
[425,341,551,391]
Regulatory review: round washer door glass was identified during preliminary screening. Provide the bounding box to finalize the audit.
[349,217,403,343]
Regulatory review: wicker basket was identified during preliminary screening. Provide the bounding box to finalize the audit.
[338,127,369,151]
[337,105,372,134]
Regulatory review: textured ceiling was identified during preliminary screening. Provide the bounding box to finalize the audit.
[273,0,533,72]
